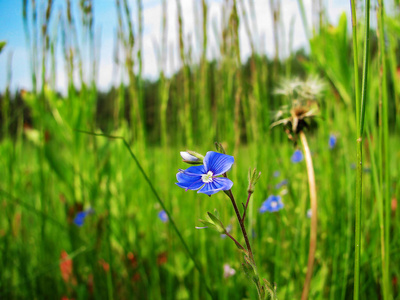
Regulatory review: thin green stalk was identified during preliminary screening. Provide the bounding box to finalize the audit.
[105,181,114,300]
[366,124,386,299]
[176,0,193,147]
[354,0,370,299]
[350,0,360,123]
[296,0,310,41]
[350,0,360,297]
[377,1,391,298]
[136,0,145,146]
[76,130,215,299]
[299,131,317,300]
[159,0,169,146]
[241,192,252,221]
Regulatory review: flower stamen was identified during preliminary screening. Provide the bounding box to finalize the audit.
[201,171,214,183]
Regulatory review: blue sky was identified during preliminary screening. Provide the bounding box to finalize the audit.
[0,0,349,94]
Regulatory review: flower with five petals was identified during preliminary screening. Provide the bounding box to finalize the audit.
[176,151,234,195]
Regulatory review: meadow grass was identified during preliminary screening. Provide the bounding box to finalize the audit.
[1,0,400,299]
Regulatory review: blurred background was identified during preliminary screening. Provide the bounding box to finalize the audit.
[0,0,399,299]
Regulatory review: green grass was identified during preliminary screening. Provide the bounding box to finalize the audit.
[1,0,400,299]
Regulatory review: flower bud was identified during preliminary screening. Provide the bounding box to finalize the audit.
[214,142,226,154]
[180,151,204,164]
[248,168,261,194]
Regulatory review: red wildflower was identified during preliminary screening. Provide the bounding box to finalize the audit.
[60,251,76,285]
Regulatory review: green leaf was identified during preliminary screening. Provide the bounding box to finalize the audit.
[207,211,226,234]
[198,219,214,228]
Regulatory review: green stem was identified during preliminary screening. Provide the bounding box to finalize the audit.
[359,1,370,136]
[299,131,318,300]
[350,0,360,297]
[354,1,370,299]
[296,0,310,41]
[377,1,391,298]
[350,0,360,123]
[241,192,253,222]
[225,232,246,251]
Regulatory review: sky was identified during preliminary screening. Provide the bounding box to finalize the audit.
[0,0,350,94]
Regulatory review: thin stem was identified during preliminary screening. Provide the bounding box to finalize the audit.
[359,0,370,136]
[225,232,246,251]
[377,0,391,297]
[299,131,317,300]
[241,192,253,222]
[350,0,360,298]
[227,189,255,262]
[350,0,360,125]
[354,1,370,299]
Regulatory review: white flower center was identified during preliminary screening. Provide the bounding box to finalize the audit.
[201,171,214,183]
[271,201,278,208]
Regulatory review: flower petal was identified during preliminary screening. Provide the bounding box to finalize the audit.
[329,134,337,149]
[176,166,205,183]
[176,179,204,191]
[203,151,234,176]
[73,211,87,226]
[197,177,233,195]
[178,165,206,176]
[212,177,234,190]
[291,150,303,163]
[176,165,206,190]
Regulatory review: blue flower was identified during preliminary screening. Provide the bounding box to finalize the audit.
[273,170,280,178]
[158,210,168,223]
[73,208,94,227]
[329,134,337,149]
[259,195,284,213]
[291,150,303,163]
[176,151,234,195]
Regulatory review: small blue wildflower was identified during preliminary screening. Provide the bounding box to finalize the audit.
[158,210,168,223]
[307,209,312,218]
[176,151,234,195]
[73,208,94,227]
[291,150,303,163]
[259,195,284,213]
[329,134,337,149]
[275,179,288,189]
[273,170,280,178]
